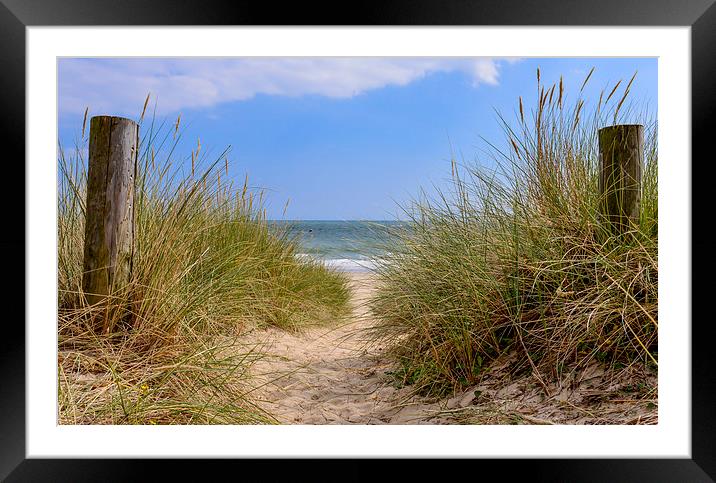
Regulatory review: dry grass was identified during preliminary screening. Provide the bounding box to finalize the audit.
[431,350,657,425]
[369,68,658,407]
[58,107,350,424]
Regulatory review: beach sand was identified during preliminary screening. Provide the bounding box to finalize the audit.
[244,272,448,424]
[244,272,658,425]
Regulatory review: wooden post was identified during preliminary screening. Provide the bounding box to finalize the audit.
[598,124,643,235]
[82,116,139,308]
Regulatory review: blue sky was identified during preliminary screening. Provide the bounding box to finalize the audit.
[58,57,657,220]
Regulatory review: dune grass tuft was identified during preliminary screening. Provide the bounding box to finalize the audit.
[370,70,658,397]
[58,111,350,424]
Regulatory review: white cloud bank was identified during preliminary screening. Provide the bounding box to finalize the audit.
[59,58,514,117]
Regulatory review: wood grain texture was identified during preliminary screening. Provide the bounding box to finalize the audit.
[598,124,643,235]
[82,116,138,308]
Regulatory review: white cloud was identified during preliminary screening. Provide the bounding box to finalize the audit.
[58,58,513,117]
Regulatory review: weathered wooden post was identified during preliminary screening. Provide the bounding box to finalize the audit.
[598,124,643,235]
[82,116,139,310]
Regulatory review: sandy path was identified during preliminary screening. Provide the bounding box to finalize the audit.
[244,273,447,424]
[242,273,657,425]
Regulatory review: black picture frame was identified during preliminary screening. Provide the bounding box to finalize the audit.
[3,0,714,480]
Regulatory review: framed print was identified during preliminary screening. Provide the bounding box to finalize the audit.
[4,0,715,480]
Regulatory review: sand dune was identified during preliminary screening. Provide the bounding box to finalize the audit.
[244,273,657,425]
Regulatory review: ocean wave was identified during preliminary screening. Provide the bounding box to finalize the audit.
[295,253,380,273]
[324,258,378,272]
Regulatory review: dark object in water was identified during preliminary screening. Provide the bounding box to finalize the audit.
[308,229,313,232]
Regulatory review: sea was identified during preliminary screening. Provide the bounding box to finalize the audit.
[269,220,406,273]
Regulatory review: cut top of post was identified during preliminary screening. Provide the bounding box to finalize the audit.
[90,115,137,124]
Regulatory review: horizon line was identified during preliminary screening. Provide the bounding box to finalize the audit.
[266,219,404,222]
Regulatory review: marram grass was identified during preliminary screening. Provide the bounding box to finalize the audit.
[370,69,658,396]
[58,111,350,424]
